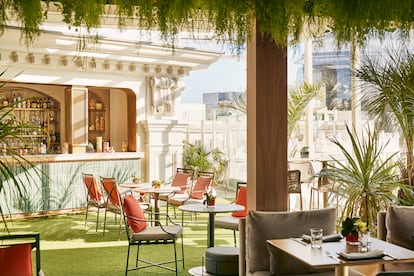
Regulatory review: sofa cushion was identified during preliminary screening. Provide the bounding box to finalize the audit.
[123,195,147,233]
[232,186,247,217]
[384,205,414,271]
[246,208,336,274]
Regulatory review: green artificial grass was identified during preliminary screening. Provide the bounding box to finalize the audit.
[0,202,238,275]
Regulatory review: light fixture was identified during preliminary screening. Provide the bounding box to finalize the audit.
[88,58,96,68]
[155,65,161,73]
[74,57,82,67]
[42,54,51,65]
[59,56,68,66]
[102,60,110,70]
[25,53,35,63]
[116,61,123,71]
[128,63,136,72]
[9,51,18,62]
[142,64,149,73]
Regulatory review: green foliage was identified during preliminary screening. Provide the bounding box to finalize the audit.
[182,140,227,185]
[3,1,414,50]
[326,125,405,233]
[356,47,414,188]
[288,82,320,139]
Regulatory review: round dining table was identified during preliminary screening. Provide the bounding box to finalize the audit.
[179,203,244,248]
[120,182,180,224]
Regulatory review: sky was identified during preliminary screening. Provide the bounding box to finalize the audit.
[181,45,303,103]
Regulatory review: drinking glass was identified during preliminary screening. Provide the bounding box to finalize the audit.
[310,228,323,248]
[359,231,371,252]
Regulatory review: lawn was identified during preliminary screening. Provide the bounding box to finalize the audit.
[0,204,237,275]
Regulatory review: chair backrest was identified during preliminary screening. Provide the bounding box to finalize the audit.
[0,233,41,276]
[82,173,103,202]
[171,168,193,194]
[287,170,301,194]
[232,181,247,217]
[288,161,315,183]
[100,177,121,207]
[190,171,214,199]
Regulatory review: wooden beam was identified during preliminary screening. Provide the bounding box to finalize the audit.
[247,22,288,211]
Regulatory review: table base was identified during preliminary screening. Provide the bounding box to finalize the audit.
[188,266,212,276]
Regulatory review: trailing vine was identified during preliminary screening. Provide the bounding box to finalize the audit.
[1,0,414,51]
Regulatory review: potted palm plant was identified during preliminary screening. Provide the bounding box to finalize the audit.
[0,75,43,230]
[325,124,408,233]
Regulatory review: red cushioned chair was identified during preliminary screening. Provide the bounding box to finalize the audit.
[214,181,247,246]
[122,191,184,275]
[82,172,105,231]
[166,171,214,224]
[0,233,42,276]
[158,168,194,202]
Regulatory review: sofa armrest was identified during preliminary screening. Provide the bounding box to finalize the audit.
[239,217,246,276]
[377,211,387,241]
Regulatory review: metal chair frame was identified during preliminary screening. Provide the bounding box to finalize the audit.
[0,233,42,276]
[122,190,184,276]
[82,172,105,231]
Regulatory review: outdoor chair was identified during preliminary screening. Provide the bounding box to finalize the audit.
[287,170,302,210]
[288,160,318,209]
[214,181,247,246]
[309,163,333,209]
[159,168,194,202]
[166,171,214,224]
[82,172,105,231]
[122,190,184,275]
[0,233,43,276]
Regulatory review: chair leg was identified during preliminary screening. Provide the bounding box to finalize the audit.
[173,240,178,276]
[299,192,303,211]
[181,235,185,268]
[125,244,131,276]
[85,204,89,227]
[233,230,237,247]
[103,209,108,235]
[95,207,100,232]
[309,188,314,210]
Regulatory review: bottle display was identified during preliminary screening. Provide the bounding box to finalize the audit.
[88,91,109,152]
[0,91,61,155]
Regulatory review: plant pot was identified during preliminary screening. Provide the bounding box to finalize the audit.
[207,199,215,207]
[346,233,359,245]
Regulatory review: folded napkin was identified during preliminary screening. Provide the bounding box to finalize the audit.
[339,249,384,260]
[301,233,343,243]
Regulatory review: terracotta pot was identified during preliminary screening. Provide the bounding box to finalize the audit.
[207,199,215,206]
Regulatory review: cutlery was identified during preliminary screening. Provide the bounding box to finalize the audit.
[290,238,308,246]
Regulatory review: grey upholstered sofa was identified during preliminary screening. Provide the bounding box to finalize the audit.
[377,205,414,273]
[238,208,363,276]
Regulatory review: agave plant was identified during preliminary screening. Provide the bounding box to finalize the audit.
[326,124,408,233]
[356,47,414,190]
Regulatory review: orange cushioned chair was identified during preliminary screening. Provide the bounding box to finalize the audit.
[122,191,184,275]
[0,233,42,276]
[166,171,214,224]
[214,181,247,246]
[159,168,193,202]
[82,172,105,231]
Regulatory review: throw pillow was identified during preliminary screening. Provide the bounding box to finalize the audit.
[123,195,147,233]
[232,186,247,217]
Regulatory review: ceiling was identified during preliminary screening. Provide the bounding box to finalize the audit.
[0,10,223,88]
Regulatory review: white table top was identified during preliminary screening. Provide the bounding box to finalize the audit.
[178,203,244,214]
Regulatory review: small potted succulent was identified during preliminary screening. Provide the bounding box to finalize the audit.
[151,179,164,189]
[132,175,143,184]
[203,187,217,207]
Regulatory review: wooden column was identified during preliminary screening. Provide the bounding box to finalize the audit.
[247,22,288,211]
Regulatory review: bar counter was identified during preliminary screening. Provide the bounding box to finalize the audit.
[1,152,144,216]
